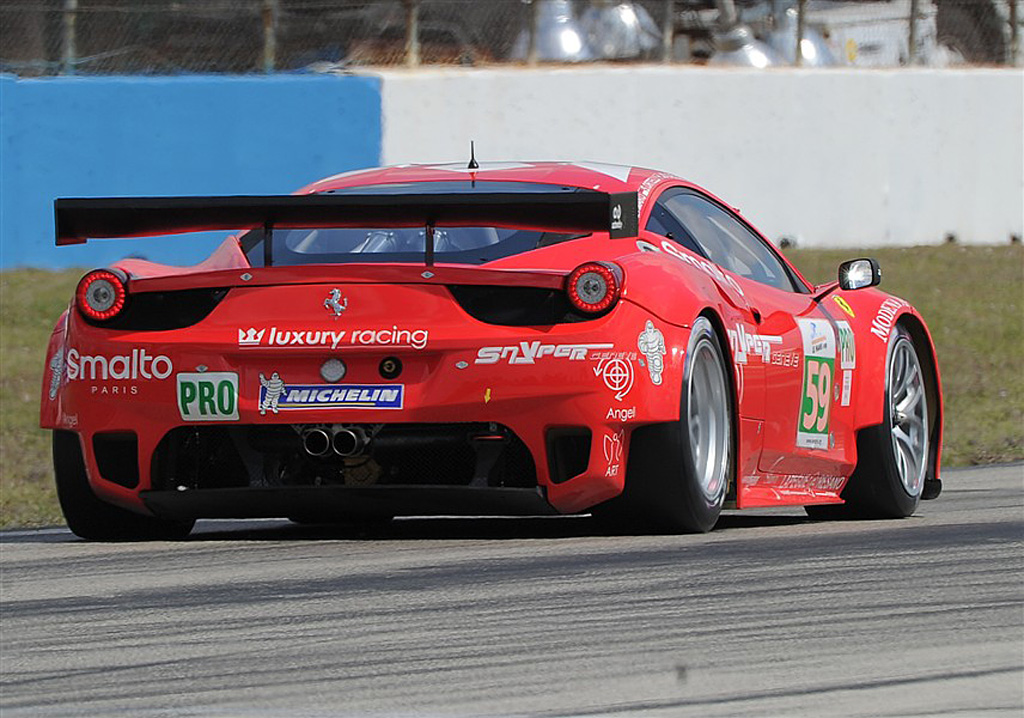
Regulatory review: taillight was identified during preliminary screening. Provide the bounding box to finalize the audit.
[76,269,127,322]
[565,262,621,315]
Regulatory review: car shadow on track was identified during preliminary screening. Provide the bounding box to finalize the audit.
[0,512,813,544]
[185,511,813,542]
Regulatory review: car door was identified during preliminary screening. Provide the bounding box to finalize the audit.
[657,190,854,484]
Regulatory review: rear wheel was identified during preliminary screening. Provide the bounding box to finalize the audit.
[806,325,930,520]
[598,316,732,533]
[54,430,194,541]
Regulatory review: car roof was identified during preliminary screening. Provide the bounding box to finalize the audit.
[301,162,695,201]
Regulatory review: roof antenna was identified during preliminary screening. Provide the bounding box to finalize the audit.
[467,140,479,170]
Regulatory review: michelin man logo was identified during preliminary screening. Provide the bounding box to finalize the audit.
[48,351,64,400]
[637,320,666,386]
[259,372,285,414]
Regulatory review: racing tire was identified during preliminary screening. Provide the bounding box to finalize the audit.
[53,430,194,541]
[598,316,733,533]
[806,325,930,520]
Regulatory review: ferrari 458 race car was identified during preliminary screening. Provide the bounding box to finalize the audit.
[42,162,942,540]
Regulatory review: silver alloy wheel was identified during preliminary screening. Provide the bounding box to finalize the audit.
[687,337,730,502]
[888,335,929,497]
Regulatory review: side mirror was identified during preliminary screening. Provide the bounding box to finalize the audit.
[838,258,881,291]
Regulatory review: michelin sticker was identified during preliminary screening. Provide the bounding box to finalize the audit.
[637,320,666,385]
[177,372,239,421]
[836,320,856,407]
[48,351,64,400]
[796,319,836,450]
[259,373,404,411]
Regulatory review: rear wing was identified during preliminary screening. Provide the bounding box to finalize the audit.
[54,191,639,246]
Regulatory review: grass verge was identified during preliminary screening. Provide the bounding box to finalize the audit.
[1,246,1021,528]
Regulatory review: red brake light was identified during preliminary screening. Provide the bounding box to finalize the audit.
[566,262,621,315]
[76,269,127,321]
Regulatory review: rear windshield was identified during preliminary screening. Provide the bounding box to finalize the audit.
[240,181,590,266]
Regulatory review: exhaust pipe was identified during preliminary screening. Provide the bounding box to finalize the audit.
[332,427,366,457]
[301,428,332,457]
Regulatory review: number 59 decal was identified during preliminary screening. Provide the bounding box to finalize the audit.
[796,319,836,450]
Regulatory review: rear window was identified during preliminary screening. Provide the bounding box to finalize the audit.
[241,181,590,266]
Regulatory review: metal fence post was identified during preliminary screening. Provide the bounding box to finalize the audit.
[61,0,78,75]
[405,0,421,67]
[908,0,919,65]
[527,0,540,66]
[262,0,279,73]
[662,0,674,63]
[796,0,806,66]
[1011,0,1020,66]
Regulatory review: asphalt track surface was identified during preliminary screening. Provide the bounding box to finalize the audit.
[1,464,1022,718]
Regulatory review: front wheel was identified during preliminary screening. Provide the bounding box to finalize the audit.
[598,316,733,533]
[54,430,194,541]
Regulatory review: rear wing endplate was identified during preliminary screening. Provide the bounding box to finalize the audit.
[54,191,639,245]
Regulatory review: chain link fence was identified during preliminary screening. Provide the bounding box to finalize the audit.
[1,0,1019,76]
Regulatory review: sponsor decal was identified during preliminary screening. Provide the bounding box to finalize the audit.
[611,204,623,231]
[48,351,64,400]
[324,288,348,317]
[796,319,836,450]
[832,295,855,318]
[636,239,746,297]
[636,171,674,209]
[836,320,856,407]
[776,473,847,491]
[455,361,469,369]
[603,429,624,477]
[259,373,404,411]
[61,413,79,429]
[258,372,286,414]
[596,357,634,401]
[727,324,783,364]
[475,341,613,365]
[66,348,173,382]
[606,405,637,421]
[177,372,239,421]
[870,297,905,341]
[769,351,800,368]
[238,326,428,350]
[637,320,666,385]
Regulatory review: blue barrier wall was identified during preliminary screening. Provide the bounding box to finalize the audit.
[0,74,382,268]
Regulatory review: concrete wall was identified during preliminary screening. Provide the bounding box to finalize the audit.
[0,74,381,268]
[380,67,1023,248]
[2,67,1020,270]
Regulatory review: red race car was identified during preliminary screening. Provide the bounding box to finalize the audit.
[41,162,942,540]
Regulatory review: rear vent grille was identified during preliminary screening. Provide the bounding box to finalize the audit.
[546,428,592,484]
[92,432,139,488]
[87,288,228,330]
[448,285,591,326]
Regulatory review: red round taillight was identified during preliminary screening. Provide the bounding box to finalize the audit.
[566,262,621,315]
[76,269,127,321]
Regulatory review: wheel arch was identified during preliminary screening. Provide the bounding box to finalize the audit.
[692,307,740,503]
[896,313,944,493]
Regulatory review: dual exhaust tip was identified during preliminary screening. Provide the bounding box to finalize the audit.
[301,426,366,457]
